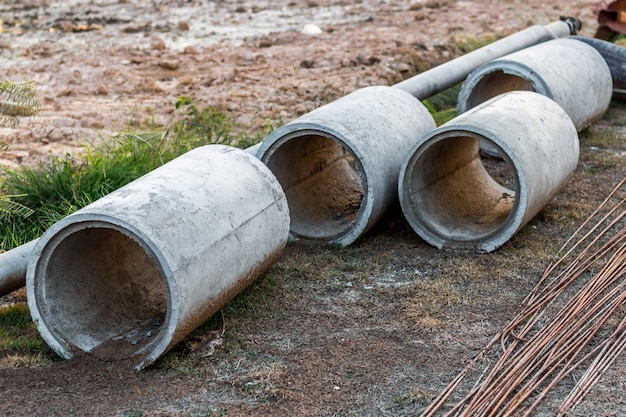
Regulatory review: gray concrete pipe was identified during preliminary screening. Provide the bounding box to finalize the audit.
[258,86,436,246]
[394,18,578,99]
[256,19,578,246]
[26,145,289,369]
[398,91,579,253]
[0,143,263,299]
[457,37,613,131]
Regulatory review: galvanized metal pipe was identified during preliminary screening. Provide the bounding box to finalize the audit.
[26,145,289,369]
[394,18,578,100]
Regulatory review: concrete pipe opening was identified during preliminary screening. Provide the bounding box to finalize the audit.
[401,133,518,245]
[263,131,364,241]
[258,86,436,246]
[399,91,579,253]
[31,224,168,360]
[460,72,535,113]
[457,38,613,132]
[27,145,290,369]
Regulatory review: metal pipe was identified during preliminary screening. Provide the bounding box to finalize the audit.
[398,91,579,253]
[258,18,579,246]
[0,239,38,296]
[26,145,289,369]
[394,18,579,100]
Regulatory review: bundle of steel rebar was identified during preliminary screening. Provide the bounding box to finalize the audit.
[420,176,626,417]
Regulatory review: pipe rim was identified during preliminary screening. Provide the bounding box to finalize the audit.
[399,125,526,252]
[26,213,178,368]
[259,124,372,246]
[458,60,553,114]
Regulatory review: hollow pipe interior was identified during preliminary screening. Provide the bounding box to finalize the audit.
[405,134,518,243]
[264,132,364,241]
[461,72,535,113]
[36,225,167,359]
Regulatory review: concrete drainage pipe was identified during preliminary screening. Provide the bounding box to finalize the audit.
[457,38,613,132]
[398,91,579,253]
[26,145,290,369]
[258,86,436,246]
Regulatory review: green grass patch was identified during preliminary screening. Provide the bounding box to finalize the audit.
[0,98,264,251]
[0,303,55,361]
[422,84,461,126]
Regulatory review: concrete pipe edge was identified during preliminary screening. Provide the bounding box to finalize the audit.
[26,145,290,370]
[457,38,613,132]
[399,91,579,253]
[257,85,436,246]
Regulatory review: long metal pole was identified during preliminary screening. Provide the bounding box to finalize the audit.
[394,17,580,100]
[0,239,38,296]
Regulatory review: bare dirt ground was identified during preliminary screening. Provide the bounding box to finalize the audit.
[0,0,625,416]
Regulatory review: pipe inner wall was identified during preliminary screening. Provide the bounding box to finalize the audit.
[30,224,168,360]
[399,91,579,252]
[27,145,290,369]
[263,131,364,240]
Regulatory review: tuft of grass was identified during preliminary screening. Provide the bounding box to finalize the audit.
[422,84,461,126]
[453,33,498,54]
[0,303,56,364]
[0,99,264,251]
[401,279,464,332]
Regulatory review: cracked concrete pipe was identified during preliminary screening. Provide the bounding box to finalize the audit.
[398,91,579,253]
[26,145,289,369]
[457,38,613,131]
[257,19,578,246]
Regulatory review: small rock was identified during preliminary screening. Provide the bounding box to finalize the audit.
[258,37,273,48]
[122,23,150,34]
[177,20,190,31]
[302,23,323,35]
[159,59,179,70]
[151,37,167,51]
[183,45,198,55]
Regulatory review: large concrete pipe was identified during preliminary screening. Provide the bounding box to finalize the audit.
[258,86,436,245]
[457,38,613,131]
[26,145,289,369]
[257,18,578,246]
[398,91,579,253]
